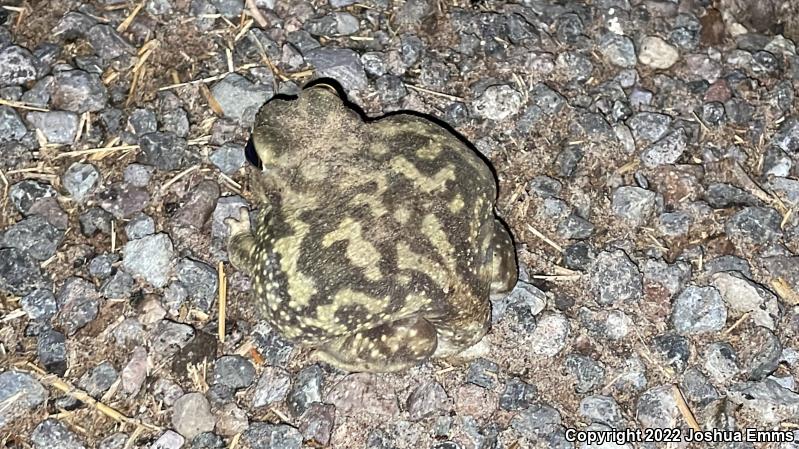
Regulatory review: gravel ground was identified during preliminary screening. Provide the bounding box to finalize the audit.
[1,0,799,448]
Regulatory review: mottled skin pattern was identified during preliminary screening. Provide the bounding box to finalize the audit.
[225,85,518,372]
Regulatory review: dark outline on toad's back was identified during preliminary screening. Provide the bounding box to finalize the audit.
[228,78,518,372]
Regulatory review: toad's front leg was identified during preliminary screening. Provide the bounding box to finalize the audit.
[225,206,257,273]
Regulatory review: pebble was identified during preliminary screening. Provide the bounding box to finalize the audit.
[77,361,118,398]
[0,45,39,86]
[128,109,158,136]
[772,116,799,152]
[578,395,625,428]
[209,143,246,175]
[173,392,216,440]
[191,432,225,449]
[704,183,759,208]
[728,379,799,424]
[510,402,564,442]
[640,128,687,168]
[122,233,175,288]
[87,24,135,60]
[62,162,99,202]
[31,419,86,449]
[0,214,64,261]
[299,403,336,446]
[0,247,44,295]
[638,36,680,69]
[124,213,155,240]
[326,373,400,417]
[210,0,243,18]
[243,423,302,449]
[499,377,537,411]
[492,280,545,331]
[25,111,79,145]
[703,342,741,384]
[174,180,220,229]
[211,74,273,125]
[671,285,727,335]
[711,271,780,330]
[123,164,155,187]
[611,186,657,227]
[651,333,691,373]
[52,69,108,113]
[636,385,679,428]
[287,365,323,416]
[725,206,783,248]
[453,383,498,420]
[121,346,148,396]
[138,132,188,171]
[97,182,149,219]
[588,249,642,305]
[211,355,255,390]
[176,258,218,311]
[304,47,368,91]
[37,329,68,375]
[79,207,114,236]
[252,366,292,408]
[681,367,720,406]
[628,112,672,143]
[56,277,102,335]
[20,288,57,322]
[407,380,450,421]
[528,312,570,356]
[565,353,605,393]
[0,371,47,429]
[465,358,499,389]
[0,105,27,143]
[737,326,782,381]
[151,431,185,449]
[216,403,249,436]
[598,32,636,68]
[101,270,135,299]
[472,85,523,121]
[160,108,190,138]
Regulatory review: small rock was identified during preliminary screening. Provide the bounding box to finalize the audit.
[127,109,158,136]
[288,365,323,416]
[31,419,86,449]
[651,334,691,373]
[77,361,118,398]
[639,36,680,69]
[737,326,782,381]
[499,377,537,411]
[680,367,720,406]
[407,380,450,421]
[101,270,135,299]
[138,132,187,171]
[528,312,570,356]
[173,392,216,440]
[712,271,780,330]
[125,213,155,240]
[728,379,799,424]
[123,164,154,187]
[305,47,368,91]
[20,288,58,322]
[628,112,673,143]
[299,403,336,446]
[588,249,642,305]
[453,383,498,420]
[191,432,225,449]
[252,366,292,408]
[0,247,44,295]
[510,402,563,441]
[56,277,102,335]
[703,342,741,384]
[641,129,688,168]
[243,423,302,449]
[565,353,605,393]
[579,395,625,428]
[636,385,679,428]
[466,358,500,389]
[0,371,47,430]
[772,116,799,152]
[612,186,657,227]
[121,346,148,396]
[79,207,114,236]
[151,430,184,449]
[25,111,79,145]
[0,105,27,143]
[62,162,99,202]
[210,143,246,175]
[0,214,64,261]
[52,69,108,113]
[671,285,727,335]
[725,206,783,247]
[87,24,135,60]
[599,33,636,68]
[211,355,255,390]
[326,373,400,417]
[705,183,760,208]
[0,46,39,86]
[215,403,248,436]
[472,85,523,121]
[212,195,249,241]
[176,258,218,311]
[210,0,243,18]
[97,182,149,219]
[122,233,175,288]
[211,74,273,125]
[37,329,68,375]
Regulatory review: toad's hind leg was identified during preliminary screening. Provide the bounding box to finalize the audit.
[490,218,518,294]
[314,317,438,372]
[225,207,258,273]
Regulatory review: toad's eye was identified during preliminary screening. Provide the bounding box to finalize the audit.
[245,136,262,170]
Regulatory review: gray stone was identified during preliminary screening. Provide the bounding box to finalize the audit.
[123,164,155,187]
[97,182,150,219]
[510,402,563,441]
[128,109,158,136]
[472,84,523,121]
[671,285,727,335]
[138,132,187,171]
[211,195,249,240]
[578,395,625,428]
[176,258,218,311]
[31,419,86,449]
[636,385,678,428]
[612,186,657,227]
[305,47,368,91]
[772,116,799,152]
[588,249,642,305]
[599,33,636,68]
[25,111,79,145]
[728,379,799,424]
[705,183,760,208]
[0,45,39,86]
[288,365,323,416]
[77,361,118,398]
[173,392,215,440]
[37,329,68,375]
[122,233,175,288]
[87,24,135,60]
[712,271,780,330]
[0,214,64,261]
[79,207,114,236]
[725,207,783,247]
[252,366,292,408]
[160,108,190,137]
[641,128,687,168]
[52,70,108,113]
[565,354,605,393]
[0,105,27,143]
[628,112,673,143]
[466,358,499,389]
[652,334,691,373]
[88,253,117,280]
[174,180,220,229]
[738,326,782,381]
[680,367,719,406]
[124,213,155,240]
[243,423,302,449]
[0,371,47,430]
[209,143,246,175]
[151,430,184,449]
[56,277,102,336]
[639,36,680,69]
[211,74,273,125]
[101,270,135,299]
[499,377,537,411]
[407,380,450,421]
[298,403,335,446]
[528,312,570,356]
[20,288,57,322]
[210,0,243,18]
[211,355,255,390]
[0,247,45,295]
[703,342,740,384]
[62,162,99,202]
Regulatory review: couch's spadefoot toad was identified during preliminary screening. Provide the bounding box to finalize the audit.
[225,84,517,372]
